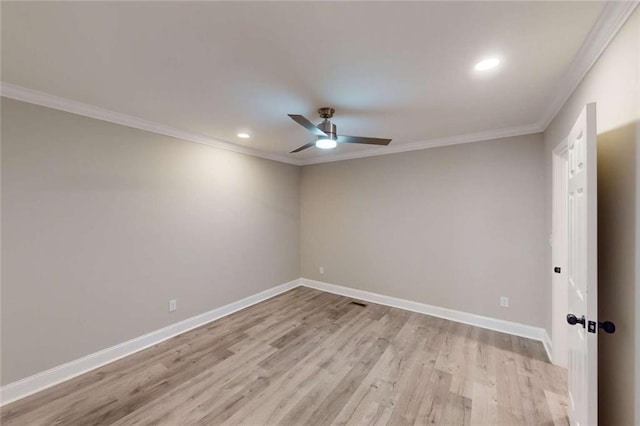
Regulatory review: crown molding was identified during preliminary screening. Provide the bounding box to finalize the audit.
[2,81,543,166]
[6,0,636,170]
[1,3,636,166]
[0,82,304,166]
[538,0,639,130]
[298,123,543,165]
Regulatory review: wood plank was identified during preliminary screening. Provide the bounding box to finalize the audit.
[545,389,570,426]
[1,287,568,425]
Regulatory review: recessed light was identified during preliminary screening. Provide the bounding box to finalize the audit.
[474,57,500,71]
[237,132,251,139]
[315,138,337,149]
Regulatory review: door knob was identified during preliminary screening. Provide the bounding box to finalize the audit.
[567,313,585,328]
[568,314,616,334]
[598,321,616,334]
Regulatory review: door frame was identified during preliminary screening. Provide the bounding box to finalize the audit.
[552,139,569,368]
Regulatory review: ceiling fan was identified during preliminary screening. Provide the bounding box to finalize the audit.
[288,107,392,153]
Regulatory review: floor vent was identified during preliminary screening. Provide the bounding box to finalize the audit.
[349,301,367,307]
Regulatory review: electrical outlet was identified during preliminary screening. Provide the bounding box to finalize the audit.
[500,297,509,308]
[319,266,324,274]
[169,299,177,312]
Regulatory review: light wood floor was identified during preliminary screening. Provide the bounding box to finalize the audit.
[1,287,569,425]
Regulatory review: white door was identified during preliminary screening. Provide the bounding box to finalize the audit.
[566,103,597,426]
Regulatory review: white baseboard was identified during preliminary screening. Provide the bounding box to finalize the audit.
[2,276,556,406]
[541,330,553,364]
[300,278,554,362]
[0,279,300,406]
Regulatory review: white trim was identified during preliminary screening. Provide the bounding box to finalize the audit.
[1,277,558,406]
[541,329,553,365]
[0,83,303,167]
[298,124,542,165]
[538,1,639,130]
[1,3,636,167]
[300,278,553,362]
[551,139,569,368]
[1,82,543,166]
[636,103,640,426]
[0,279,301,406]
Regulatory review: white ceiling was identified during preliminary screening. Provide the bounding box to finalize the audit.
[2,1,607,163]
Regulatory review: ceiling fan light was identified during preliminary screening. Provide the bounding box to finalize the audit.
[474,57,500,71]
[315,138,337,149]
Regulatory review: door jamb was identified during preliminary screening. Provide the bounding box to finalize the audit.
[551,139,569,367]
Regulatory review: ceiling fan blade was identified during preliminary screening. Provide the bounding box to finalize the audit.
[290,141,316,153]
[288,114,328,137]
[337,135,392,146]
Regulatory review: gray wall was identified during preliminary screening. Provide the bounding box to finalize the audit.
[543,8,639,425]
[301,133,548,328]
[1,98,300,385]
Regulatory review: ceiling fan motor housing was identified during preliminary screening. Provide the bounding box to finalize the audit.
[317,118,337,140]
